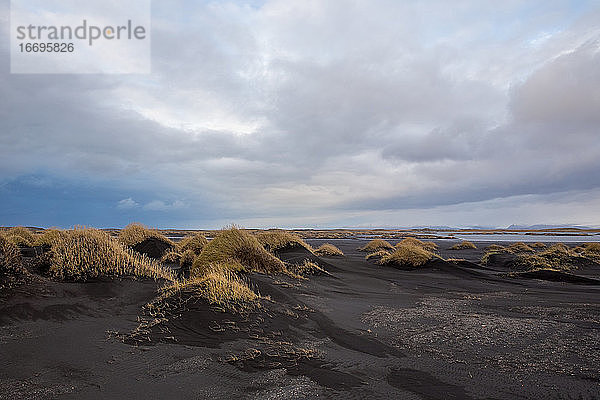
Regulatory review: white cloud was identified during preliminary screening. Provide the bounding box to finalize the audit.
[143,200,186,211]
[117,198,139,209]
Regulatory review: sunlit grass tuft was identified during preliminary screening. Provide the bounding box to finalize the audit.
[5,226,36,247]
[365,250,390,261]
[34,228,63,247]
[379,244,434,268]
[192,227,285,277]
[154,265,259,311]
[180,249,196,269]
[359,239,394,252]
[507,242,534,253]
[256,230,313,253]
[530,242,547,249]
[175,233,208,255]
[160,251,180,264]
[1,233,22,274]
[396,237,438,252]
[314,243,344,257]
[449,241,476,250]
[118,223,174,247]
[49,228,174,281]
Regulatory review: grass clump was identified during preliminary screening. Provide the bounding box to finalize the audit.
[5,226,36,247]
[365,250,390,261]
[449,241,476,250]
[118,223,173,247]
[34,229,63,247]
[486,244,508,252]
[256,230,313,253]
[160,251,180,264]
[574,243,600,262]
[176,233,208,255]
[1,233,22,274]
[507,242,534,253]
[510,244,579,272]
[287,260,327,278]
[180,249,196,269]
[379,244,434,269]
[396,237,438,252]
[530,242,547,249]
[49,228,174,281]
[359,239,394,252]
[155,265,259,312]
[314,243,344,257]
[192,227,285,277]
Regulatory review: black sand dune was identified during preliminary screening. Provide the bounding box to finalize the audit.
[131,237,172,259]
[1,239,599,399]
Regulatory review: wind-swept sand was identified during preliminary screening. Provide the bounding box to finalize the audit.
[1,239,599,399]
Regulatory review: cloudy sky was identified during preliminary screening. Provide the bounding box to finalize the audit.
[1,0,600,229]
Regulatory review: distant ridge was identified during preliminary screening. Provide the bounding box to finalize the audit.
[506,224,593,230]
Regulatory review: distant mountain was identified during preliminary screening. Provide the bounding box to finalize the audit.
[506,224,592,230]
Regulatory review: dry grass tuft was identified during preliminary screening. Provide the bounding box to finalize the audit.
[365,250,390,261]
[5,226,36,247]
[286,260,327,278]
[379,244,434,268]
[34,229,63,247]
[314,243,344,257]
[486,244,507,252]
[507,242,534,253]
[180,249,196,269]
[510,244,580,272]
[160,251,180,264]
[176,233,208,255]
[192,227,285,277]
[530,242,547,249]
[397,237,438,252]
[154,266,259,311]
[49,228,174,281]
[256,230,313,253]
[118,223,174,247]
[449,241,476,250]
[1,233,23,273]
[359,239,394,252]
[579,243,600,261]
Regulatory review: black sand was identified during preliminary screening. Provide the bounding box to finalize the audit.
[1,239,599,399]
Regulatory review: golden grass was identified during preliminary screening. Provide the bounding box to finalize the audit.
[286,260,327,279]
[180,249,196,268]
[5,226,36,247]
[160,251,180,264]
[449,241,476,250]
[175,233,208,255]
[396,237,438,252]
[314,243,344,257]
[507,242,534,253]
[155,265,259,311]
[118,223,174,247]
[365,250,390,261]
[256,230,313,253]
[530,242,547,249]
[191,227,285,277]
[34,229,63,247]
[507,243,580,272]
[486,244,507,252]
[379,244,434,268]
[359,239,394,252]
[1,233,22,273]
[49,228,174,281]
